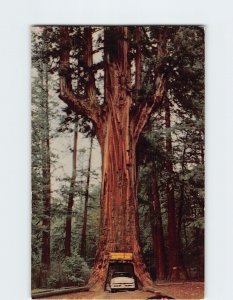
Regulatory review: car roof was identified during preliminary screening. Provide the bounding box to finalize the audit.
[113,272,132,275]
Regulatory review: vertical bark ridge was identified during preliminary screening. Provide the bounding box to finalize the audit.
[135,26,141,91]
[84,27,96,104]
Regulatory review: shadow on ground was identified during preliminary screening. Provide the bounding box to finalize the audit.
[147,295,175,300]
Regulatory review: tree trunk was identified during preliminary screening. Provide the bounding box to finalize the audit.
[64,120,78,257]
[40,62,51,281]
[89,126,153,290]
[176,183,189,280]
[80,135,94,259]
[59,26,166,291]
[200,130,205,165]
[164,96,179,280]
[176,135,189,280]
[135,26,141,92]
[149,166,166,280]
[88,27,153,290]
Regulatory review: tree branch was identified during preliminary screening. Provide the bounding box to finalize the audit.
[135,26,141,91]
[84,27,96,105]
[130,74,166,142]
[59,26,102,128]
[130,28,167,142]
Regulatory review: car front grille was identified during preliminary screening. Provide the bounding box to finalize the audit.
[111,283,134,287]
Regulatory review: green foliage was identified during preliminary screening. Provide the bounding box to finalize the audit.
[137,26,204,278]
[62,254,90,284]
[46,254,90,288]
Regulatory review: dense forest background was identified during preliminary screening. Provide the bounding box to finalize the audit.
[31,26,204,289]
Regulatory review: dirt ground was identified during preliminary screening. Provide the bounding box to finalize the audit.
[43,282,204,300]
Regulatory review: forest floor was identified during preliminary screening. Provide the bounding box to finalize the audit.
[42,282,204,300]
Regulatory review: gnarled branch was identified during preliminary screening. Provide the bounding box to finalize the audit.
[59,26,102,128]
[130,28,167,142]
[130,74,166,142]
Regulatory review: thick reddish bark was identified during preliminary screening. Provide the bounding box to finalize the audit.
[80,135,93,259]
[89,126,153,290]
[135,26,141,91]
[88,27,153,290]
[59,26,166,291]
[64,121,78,257]
[84,27,96,104]
[149,166,166,280]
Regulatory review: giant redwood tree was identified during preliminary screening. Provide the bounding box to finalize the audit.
[58,26,167,290]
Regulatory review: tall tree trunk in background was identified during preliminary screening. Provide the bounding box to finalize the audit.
[64,121,79,257]
[176,134,189,280]
[164,96,179,280]
[41,62,51,279]
[59,26,166,290]
[149,165,166,280]
[200,130,205,165]
[176,182,189,280]
[80,135,94,259]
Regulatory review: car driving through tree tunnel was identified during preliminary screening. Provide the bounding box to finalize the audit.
[110,271,136,293]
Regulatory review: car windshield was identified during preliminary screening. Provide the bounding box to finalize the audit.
[112,272,133,278]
